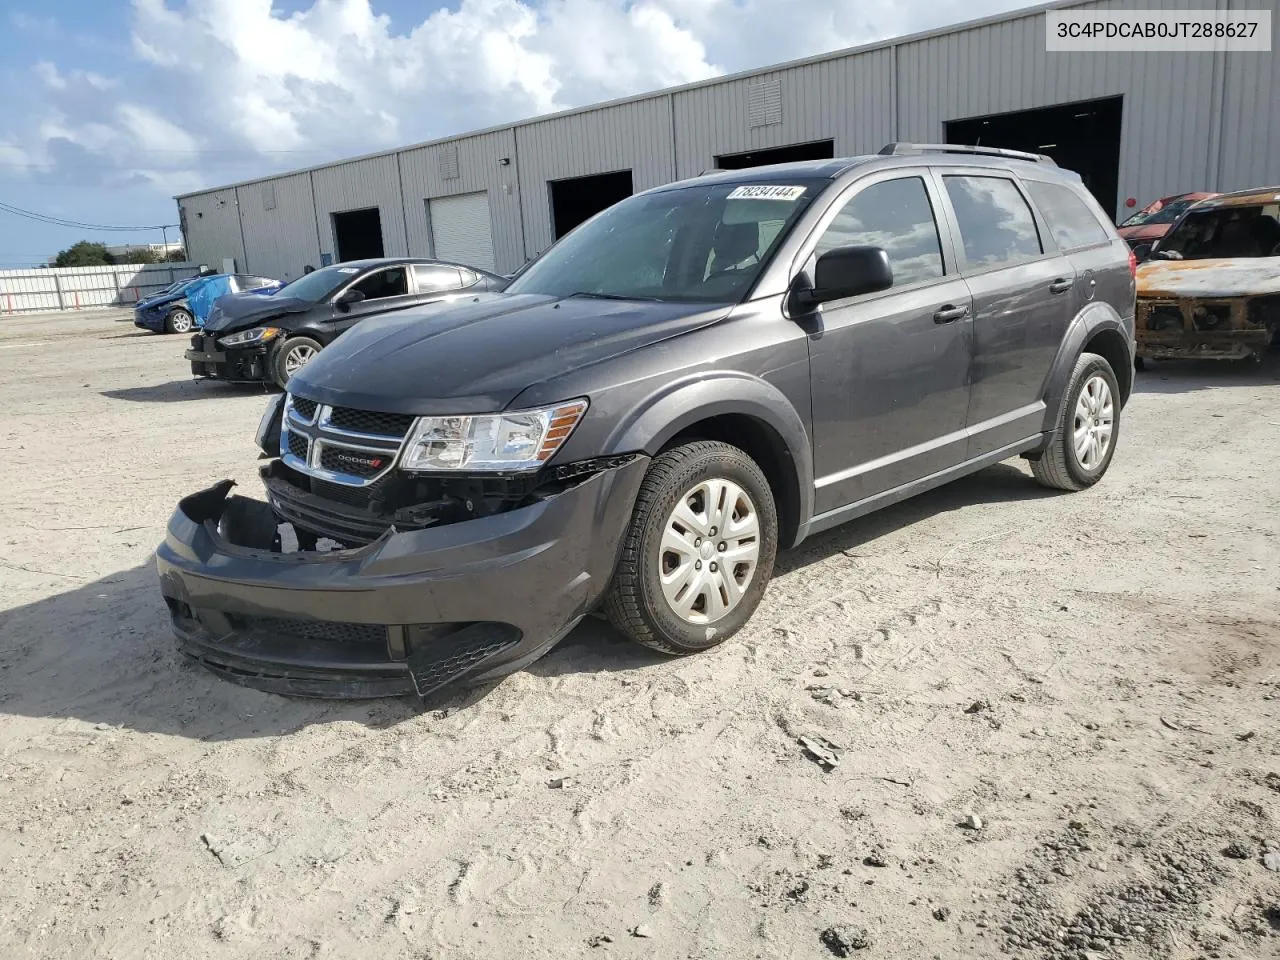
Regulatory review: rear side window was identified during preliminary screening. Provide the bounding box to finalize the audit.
[413,264,464,293]
[1025,181,1111,250]
[814,177,945,287]
[944,176,1043,268]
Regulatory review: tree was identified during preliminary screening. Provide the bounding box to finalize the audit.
[55,241,114,267]
[165,247,187,262]
[123,247,158,264]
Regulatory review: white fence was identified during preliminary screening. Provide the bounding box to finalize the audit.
[0,263,200,315]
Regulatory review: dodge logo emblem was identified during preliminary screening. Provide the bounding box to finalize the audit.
[335,452,383,469]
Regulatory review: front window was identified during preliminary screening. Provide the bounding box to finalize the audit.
[274,263,365,302]
[1158,204,1280,259]
[1120,197,1197,228]
[504,180,826,303]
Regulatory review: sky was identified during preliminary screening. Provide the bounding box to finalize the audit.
[0,0,1040,268]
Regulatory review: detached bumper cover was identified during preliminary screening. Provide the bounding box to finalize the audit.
[186,332,271,381]
[155,457,648,698]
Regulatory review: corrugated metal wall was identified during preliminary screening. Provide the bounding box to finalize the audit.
[178,0,1278,276]
[179,189,245,272]
[0,263,197,314]
[514,97,677,258]
[399,128,522,269]
[896,0,1222,218]
[235,172,321,282]
[311,154,409,262]
[1218,0,1280,191]
[672,49,895,179]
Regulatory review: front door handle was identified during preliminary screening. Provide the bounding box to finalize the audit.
[933,304,969,323]
[1049,277,1075,294]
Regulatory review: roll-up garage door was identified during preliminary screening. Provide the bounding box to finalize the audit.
[427,192,495,273]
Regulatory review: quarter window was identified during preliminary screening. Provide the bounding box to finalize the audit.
[1025,181,1111,250]
[944,176,1043,268]
[814,177,945,288]
[412,264,463,293]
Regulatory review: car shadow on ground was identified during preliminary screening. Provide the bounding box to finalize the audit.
[1133,352,1280,395]
[0,460,1063,741]
[102,379,277,403]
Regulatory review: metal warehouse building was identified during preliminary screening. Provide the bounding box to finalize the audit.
[177,0,1279,281]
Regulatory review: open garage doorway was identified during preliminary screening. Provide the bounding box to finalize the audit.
[946,96,1123,219]
[332,207,385,262]
[550,170,633,239]
[715,139,835,170]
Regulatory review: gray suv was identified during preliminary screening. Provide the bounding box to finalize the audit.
[157,143,1136,698]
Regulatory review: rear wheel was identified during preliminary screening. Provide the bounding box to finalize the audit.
[1031,352,1120,491]
[604,440,778,655]
[164,307,194,334]
[272,336,322,388]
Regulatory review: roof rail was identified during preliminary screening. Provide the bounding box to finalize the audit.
[878,142,1057,166]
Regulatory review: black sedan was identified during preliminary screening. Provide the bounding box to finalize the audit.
[185,258,506,388]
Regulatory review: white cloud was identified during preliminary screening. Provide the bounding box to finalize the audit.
[6,0,1040,196]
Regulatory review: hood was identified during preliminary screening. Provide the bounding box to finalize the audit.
[1136,257,1280,299]
[138,290,184,310]
[1117,223,1169,243]
[202,294,313,333]
[290,293,730,415]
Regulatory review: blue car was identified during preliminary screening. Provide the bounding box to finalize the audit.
[133,273,280,334]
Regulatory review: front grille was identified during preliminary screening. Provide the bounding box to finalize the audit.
[1247,295,1280,328]
[327,407,416,438]
[1192,302,1231,331]
[291,396,318,420]
[287,432,310,462]
[236,615,387,647]
[318,445,390,479]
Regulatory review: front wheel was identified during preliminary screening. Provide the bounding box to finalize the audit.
[272,336,322,388]
[603,440,778,656]
[164,307,194,334]
[1031,351,1120,491]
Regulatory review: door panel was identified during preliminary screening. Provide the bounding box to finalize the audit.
[803,173,973,515]
[329,267,418,338]
[938,174,1076,456]
[810,279,974,513]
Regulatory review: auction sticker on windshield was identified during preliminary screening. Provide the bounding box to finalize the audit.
[727,185,806,201]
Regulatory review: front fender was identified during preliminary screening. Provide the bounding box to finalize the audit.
[602,372,814,546]
[1038,301,1134,436]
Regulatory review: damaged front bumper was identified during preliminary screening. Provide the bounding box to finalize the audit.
[185,332,272,382]
[155,457,648,699]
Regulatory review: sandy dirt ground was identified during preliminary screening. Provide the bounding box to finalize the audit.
[1,312,1278,960]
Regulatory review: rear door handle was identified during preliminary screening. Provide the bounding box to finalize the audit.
[1049,278,1075,294]
[933,304,969,323]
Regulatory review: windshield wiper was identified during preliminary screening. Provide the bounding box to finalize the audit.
[566,291,664,302]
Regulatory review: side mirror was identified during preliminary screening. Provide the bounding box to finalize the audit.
[335,288,366,311]
[1131,243,1152,262]
[795,246,894,311]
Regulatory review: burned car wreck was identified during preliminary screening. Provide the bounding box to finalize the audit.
[1135,186,1280,362]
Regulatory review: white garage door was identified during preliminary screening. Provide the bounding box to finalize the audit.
[427,191,495,273]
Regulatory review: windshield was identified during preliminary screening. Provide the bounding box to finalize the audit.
[274,263,363,302]
[163,278,195,295]
[505,180,826,302]
[1157,203,1280,259]
[1120,197,1197,228]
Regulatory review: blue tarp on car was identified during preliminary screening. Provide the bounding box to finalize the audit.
[185,275,234,327]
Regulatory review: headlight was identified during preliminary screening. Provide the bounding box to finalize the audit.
[400,399,588,472]
[218,326,282,348]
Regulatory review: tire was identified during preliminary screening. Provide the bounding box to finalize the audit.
[272,336,323,388]
[603,440,778,656]
[1031,352,1120,492]
[164,307,194,335]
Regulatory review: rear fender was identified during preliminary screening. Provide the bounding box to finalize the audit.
[1037,302,1133,440]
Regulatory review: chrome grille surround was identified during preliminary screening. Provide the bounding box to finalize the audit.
[281,393,411,488]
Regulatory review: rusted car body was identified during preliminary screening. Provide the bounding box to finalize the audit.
[1135,187,1280,361]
